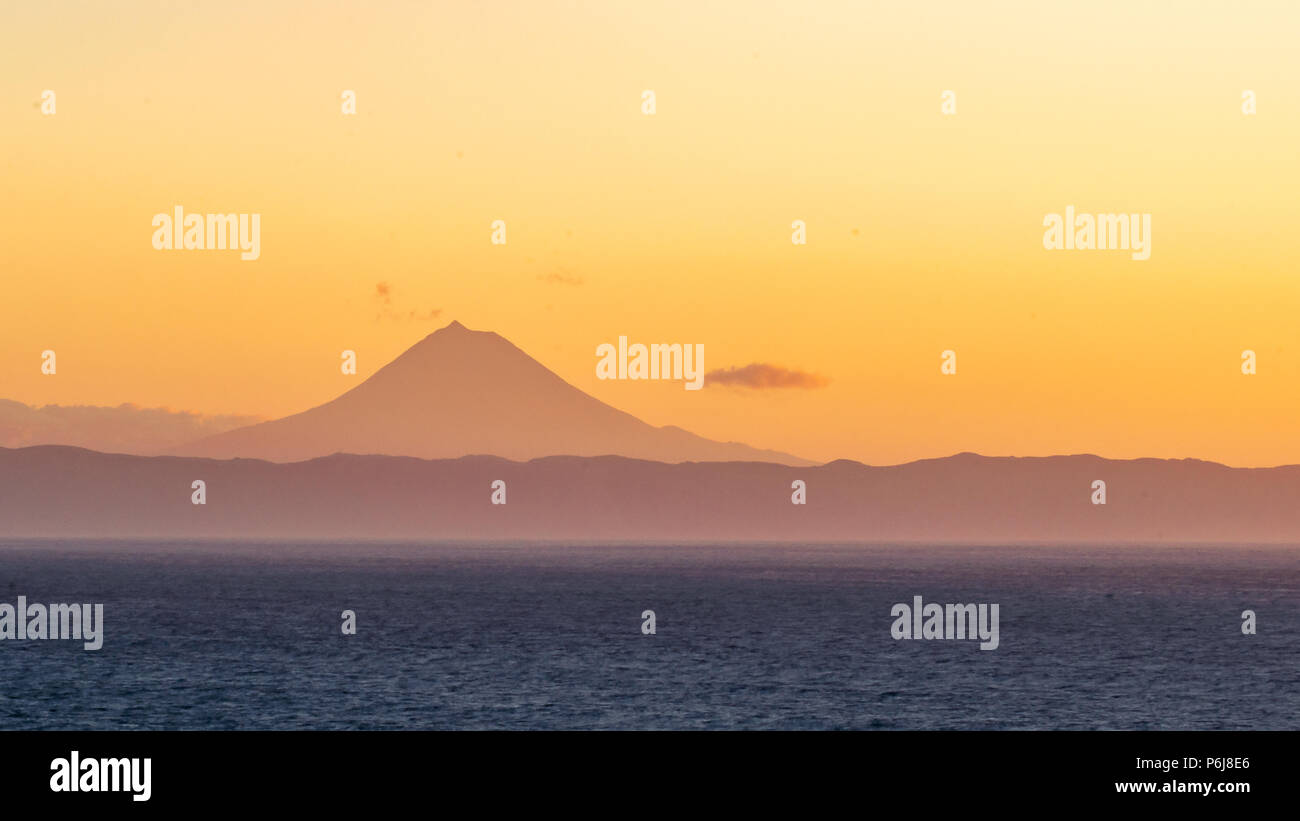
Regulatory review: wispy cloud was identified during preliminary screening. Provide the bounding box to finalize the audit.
[706,363,830,389]
[0,399,261,454]
[537,269,584,286]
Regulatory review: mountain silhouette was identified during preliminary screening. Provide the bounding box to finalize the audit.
[4,447,1299,542]
[174,320,813,465]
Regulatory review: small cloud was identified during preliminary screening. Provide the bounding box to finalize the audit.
[538,270,584,286]
[706,363,830,389]
[370,283,440,322]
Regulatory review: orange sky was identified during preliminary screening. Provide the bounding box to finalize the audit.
[2,0,1298,466]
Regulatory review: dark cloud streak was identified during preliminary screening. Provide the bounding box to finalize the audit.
[706,363,830,389]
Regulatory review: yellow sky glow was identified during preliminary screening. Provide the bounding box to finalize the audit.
[2,0,1298,465]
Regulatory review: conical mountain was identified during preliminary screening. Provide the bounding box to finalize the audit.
[174,321,813,465]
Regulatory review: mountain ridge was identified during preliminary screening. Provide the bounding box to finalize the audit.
[5,445,1299,543]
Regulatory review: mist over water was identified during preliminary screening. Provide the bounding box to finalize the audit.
[0,541,1295,730]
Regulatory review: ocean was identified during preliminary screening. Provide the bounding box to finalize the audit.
[0,541,1295,730]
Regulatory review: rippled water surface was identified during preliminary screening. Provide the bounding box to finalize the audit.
[0,541,1295,730]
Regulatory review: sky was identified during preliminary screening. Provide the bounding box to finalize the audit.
[2,0,1298,466]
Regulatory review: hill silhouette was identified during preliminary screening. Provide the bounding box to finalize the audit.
[3,446,1299,543]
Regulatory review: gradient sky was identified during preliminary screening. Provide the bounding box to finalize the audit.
[3,0,1298,466]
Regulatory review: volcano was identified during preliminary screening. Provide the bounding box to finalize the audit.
[173,321,812,465]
